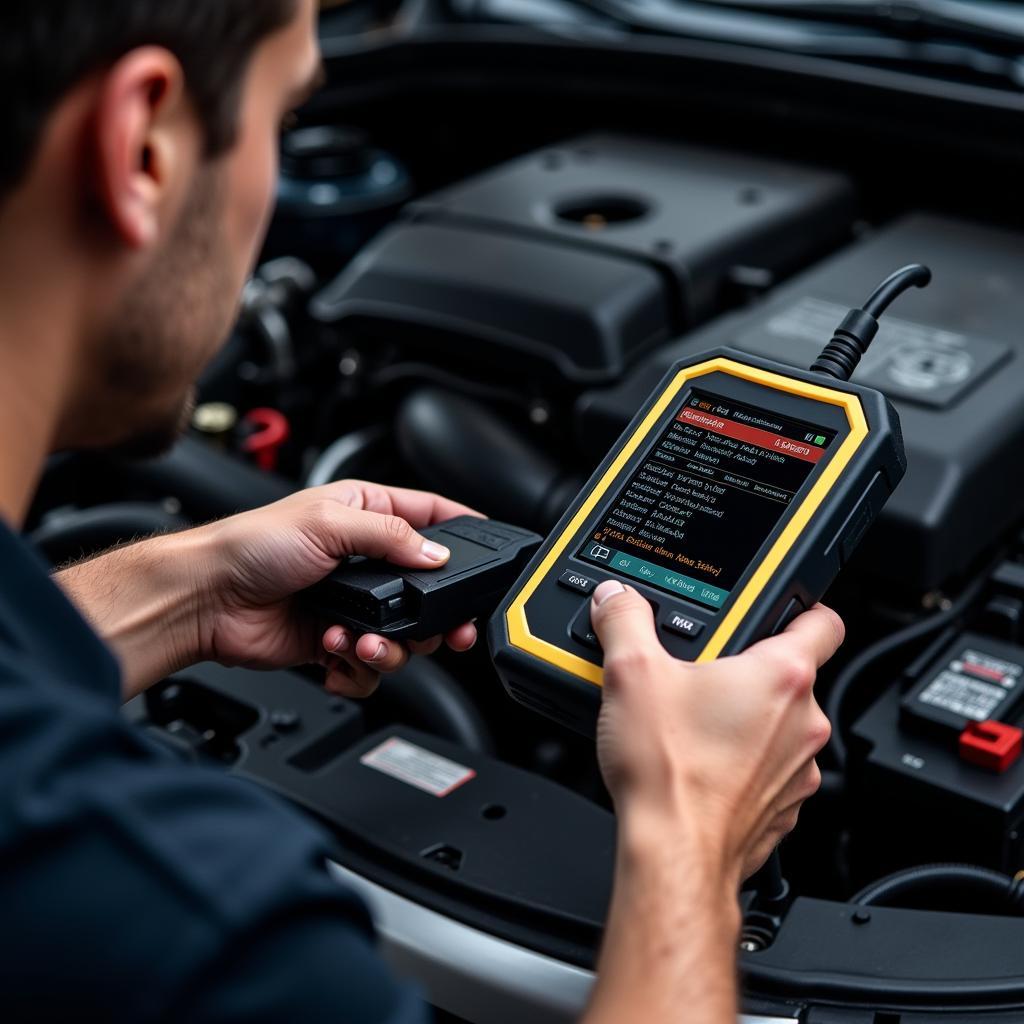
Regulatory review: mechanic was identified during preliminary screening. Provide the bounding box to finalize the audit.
[0,2,840,1020]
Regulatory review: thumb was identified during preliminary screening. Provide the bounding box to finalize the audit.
[316,506,451,568]
[590,582,658,658]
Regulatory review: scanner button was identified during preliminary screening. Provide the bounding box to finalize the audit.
[570,605,601,650]
[558,570,595,596]
[662,610,705,639]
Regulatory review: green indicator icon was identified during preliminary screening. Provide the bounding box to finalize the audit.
[813,435,826,445]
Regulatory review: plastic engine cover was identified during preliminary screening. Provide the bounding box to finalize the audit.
[311,133,855,385]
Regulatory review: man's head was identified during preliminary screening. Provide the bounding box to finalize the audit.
[0,0,322,454]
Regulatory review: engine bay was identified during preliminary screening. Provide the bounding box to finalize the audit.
[29,12,1024,1021]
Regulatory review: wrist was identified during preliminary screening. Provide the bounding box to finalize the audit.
[586,799,742,1024]
[56,528,220,699]
[617,800,744,920]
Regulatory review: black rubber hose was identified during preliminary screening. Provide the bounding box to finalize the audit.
[30,503,188,565]
[371,657,495,755]
[396,388,582,531]
[825,569,989,770]
[100,436,293,521]
[852,863,1024,913]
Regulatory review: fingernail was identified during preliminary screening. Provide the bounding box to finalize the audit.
[592,580,625,606]
[421,539,449,562]
[367,642,387,664]
[328,629,350,653]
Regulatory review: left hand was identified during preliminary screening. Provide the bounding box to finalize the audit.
[197,481,480,697]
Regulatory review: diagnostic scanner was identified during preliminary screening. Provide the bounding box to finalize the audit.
[489,265,930,735]
[303,516,541,642]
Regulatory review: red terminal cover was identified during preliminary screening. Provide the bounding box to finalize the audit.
[242,408,290,472]
[959,720,1023,773]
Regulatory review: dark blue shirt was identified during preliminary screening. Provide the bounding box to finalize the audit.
[0,521,427,1022]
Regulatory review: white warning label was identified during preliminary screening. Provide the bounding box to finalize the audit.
[918,647,1023,721]
[360,736,476,797]
[919,673,1006,721]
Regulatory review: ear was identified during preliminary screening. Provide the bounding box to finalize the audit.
[91,47,195,250]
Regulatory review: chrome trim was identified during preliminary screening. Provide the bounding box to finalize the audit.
[329,862,791,1024]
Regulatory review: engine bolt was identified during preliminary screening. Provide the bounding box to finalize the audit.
[270,710,301,733]
[529,402,550,426]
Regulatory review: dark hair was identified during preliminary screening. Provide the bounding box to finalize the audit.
[0,0,297,195]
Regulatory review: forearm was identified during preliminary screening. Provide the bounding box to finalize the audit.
[583,809,742,1024]
[54,530,214,701]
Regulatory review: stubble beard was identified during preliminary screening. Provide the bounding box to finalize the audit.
[100,168,237,459]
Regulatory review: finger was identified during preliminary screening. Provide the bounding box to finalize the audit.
[355,633,410,674]
[764,802,803,845]
[741,839,778,881]
[322,625,353,657]
[445,621,477,652]
[318,631,385,695]
[317,480,483,528]
[312,505,452,569]
[744,603,845,671]
[783,604,845,666]
[589,582,659,663]
[375,484,483,528]
[775,758,822,811]
[408,635,444,657]
[324,659,382,699]
[747,759,821,844]
[320,630,375,681]
[741,798,809,879]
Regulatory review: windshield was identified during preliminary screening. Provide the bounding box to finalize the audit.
[441,0,1024,90]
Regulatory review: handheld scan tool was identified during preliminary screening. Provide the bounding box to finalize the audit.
[489,265,931,734]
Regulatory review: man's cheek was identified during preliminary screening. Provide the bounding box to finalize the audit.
[226,138,278,279]
[244,140,278,260]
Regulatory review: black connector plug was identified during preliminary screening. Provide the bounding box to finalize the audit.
[810,263,932,382]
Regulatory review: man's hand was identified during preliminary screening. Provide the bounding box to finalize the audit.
[198,482,479,697]
[582,580,841,1024]
[56,482,480,700]
[593,580,838,880]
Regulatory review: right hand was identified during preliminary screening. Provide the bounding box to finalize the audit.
[590,581,841,883]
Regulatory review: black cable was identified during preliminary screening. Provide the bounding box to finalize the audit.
[825,569,989,770]
[810,263,931,381]
[852,863,1024,913]
[748,848,790,912]
[861,264,934,320]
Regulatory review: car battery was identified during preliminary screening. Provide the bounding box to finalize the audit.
[849,632,1024,880]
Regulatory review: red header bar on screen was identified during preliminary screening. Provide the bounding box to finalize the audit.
[677,407,825,464]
